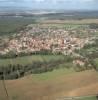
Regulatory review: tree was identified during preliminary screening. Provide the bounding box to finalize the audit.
[89,23,98,29]
[96,95,98,100]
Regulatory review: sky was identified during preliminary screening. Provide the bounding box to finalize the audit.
[0,0,98,10]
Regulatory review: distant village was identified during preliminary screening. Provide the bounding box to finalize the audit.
[0,24,97,57]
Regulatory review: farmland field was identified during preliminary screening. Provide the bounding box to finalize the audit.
[40,19,98,24]
[0,69,98,100]
[0,17,36,36]
[78,96,97,100]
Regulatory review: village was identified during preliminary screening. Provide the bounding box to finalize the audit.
[0,24,97,57]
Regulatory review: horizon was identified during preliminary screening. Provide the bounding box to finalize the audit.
[0,0,98,11]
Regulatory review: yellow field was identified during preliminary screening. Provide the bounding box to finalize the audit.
[40,19,98,24]
[0,69,98,100]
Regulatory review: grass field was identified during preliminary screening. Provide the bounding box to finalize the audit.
[58,96,97,100]
[32,68,75,81]
[0,17,35,36]
[0,55,65,67]
[78,96,97,100]
[0,69,98,100]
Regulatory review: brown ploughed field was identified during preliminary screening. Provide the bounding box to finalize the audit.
[0,70,98,100]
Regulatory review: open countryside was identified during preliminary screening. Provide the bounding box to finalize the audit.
[0,10,98,100]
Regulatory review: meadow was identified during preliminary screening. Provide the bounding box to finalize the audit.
[0,55,65,67]
[0,17,36,36]
[78,96,97,100]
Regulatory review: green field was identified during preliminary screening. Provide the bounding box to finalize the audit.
[59,96,97,100]
[0,17,36,36]
[32,67,74,81]
[78,96,97,100]
[38,23,89,30]
[0,55,65,67]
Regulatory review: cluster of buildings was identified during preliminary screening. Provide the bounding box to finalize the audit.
[0,24,96,56]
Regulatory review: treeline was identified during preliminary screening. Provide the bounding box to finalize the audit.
[89,23,98,29]
[0,57,72,80]
[0,49,61,59]
[0,54,96,80]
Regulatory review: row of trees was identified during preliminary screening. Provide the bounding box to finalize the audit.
[0,52,97,80]
[0,56,72,80]
[0,49,62,59]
